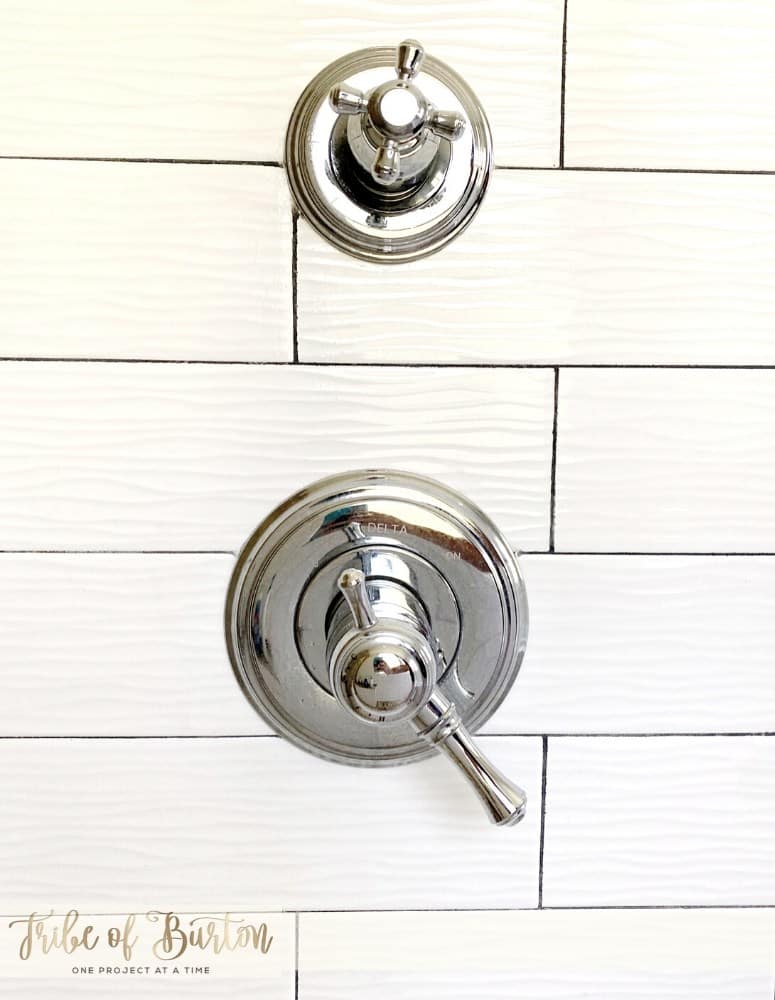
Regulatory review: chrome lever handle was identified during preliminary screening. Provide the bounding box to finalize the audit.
[332,570,526,826]
[338,567,377,629]
[414,690,526,826]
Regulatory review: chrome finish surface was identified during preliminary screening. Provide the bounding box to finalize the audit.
[225,470,528,823]
[227,470,527,762]
[330,569,527,825]
[284,39,492,263]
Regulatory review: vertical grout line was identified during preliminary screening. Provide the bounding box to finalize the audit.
[538,735,549,908]
[295,911,300,999]
[291,210,299,363]
[559,0,569,167]
[548,367,559,552]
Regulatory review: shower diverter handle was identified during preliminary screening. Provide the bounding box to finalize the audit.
[329,569,526,826]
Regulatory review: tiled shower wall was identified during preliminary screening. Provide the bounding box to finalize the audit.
[3,1,775,997]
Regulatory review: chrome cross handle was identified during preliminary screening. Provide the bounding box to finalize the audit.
[329,38,467,186]
[329,569,527,826]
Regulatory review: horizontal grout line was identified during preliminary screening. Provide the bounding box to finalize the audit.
[499,164,775,177]
[0,155,281,166]
[2,155,774,178]
[486,732,775,738]
[0,549,235,555]
[293,903,775,915]
[4,359,775,371]
[3,904,774,918]
[2,550,773,559]
[3,733,775,740]
[528,551,775,557]
[0,735,276,740]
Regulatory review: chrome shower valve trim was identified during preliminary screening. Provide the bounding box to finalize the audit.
[225,470,528,827]
[284,39,493,263]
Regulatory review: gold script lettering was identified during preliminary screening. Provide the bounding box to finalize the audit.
[146,912,273,960]
[8,910,99,960]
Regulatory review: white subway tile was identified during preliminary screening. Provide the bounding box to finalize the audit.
[565,0,775,170]
[0,737,542,911]
[0,1,562,165]
[0,363,553,551]
[0,554,264,736]
[300,908,775,1000]
[555,369,775,552]
[485,555,775,734]
[298,170,775,365]
[543,736,775,905]
[6,554,775,738]
[0,161,291,361]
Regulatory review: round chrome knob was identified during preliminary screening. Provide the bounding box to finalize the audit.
[335,639,433,722]
[330,569,527,827]
[331,569,437,724]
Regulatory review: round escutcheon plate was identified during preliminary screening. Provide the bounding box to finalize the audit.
[225,470,528,766]
[284,47,492,263]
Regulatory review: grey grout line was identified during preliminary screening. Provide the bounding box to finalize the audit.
[291,209,299,363]
[559,0,569,167]
[2,904,774,918]
[542,903,775,911]
[548,368,559,552]
[5,153,775,177]
[1,905,773,917]
[497,164,775,176]
[5,359,775,369]
[3,550,775,557]
[0,735,280,740]
[0,155,281,166]
[488,732,775,738]
[3,732,775,740]
[296,903,775,913]
[537,736,548,908]
[294,912,300,1000]
[0,549,236,555]
[530,551,775,557]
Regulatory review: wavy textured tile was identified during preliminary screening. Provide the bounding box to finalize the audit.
[0,161,291,361]
[5,553,775,738]
[543,736,775,905]
[485,555,775,734]
[565,0,775,169]
[0,363,553,551]
[0,554,264,736]
[555,369,775,552]
[0,1,562,164]
[298,170,775,364]
[0,737,542,911]
[300,909,775,1000]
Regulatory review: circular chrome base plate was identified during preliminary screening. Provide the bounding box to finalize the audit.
[284,48,493,263]
[225,471,527,766]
